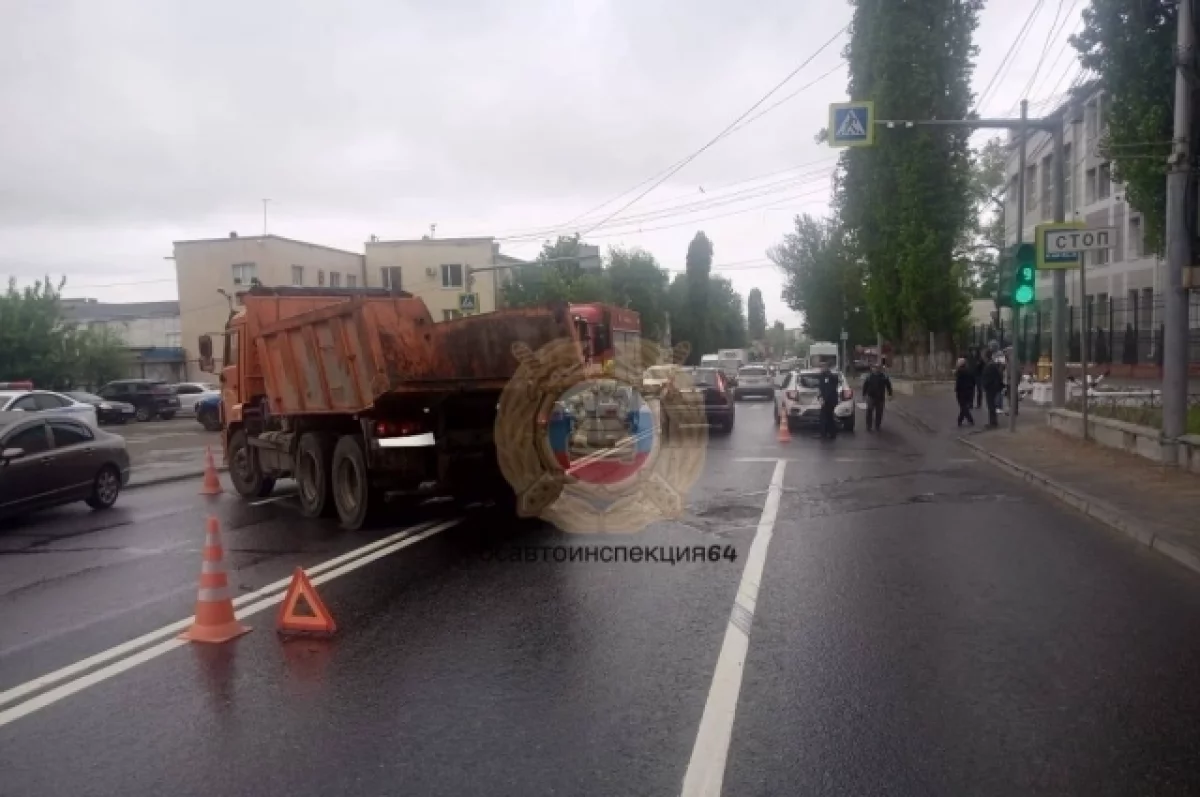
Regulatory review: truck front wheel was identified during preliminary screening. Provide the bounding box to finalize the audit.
[296,432,336,518]
[229,430,276,499]
[332,435,377,531]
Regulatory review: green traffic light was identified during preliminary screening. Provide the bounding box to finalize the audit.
[1014,285,1034,305]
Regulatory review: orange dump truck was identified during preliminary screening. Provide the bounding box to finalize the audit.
[198,286,618,529]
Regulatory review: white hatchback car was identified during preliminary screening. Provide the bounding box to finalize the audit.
[171,382,221,416]
[773,369,856,433]
[734,365,774,400]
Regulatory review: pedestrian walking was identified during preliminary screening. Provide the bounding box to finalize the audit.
[861,364,893,432]
[954,358,975,427]
[981,350,1005,427]
[817,361,840,439]
[972,348,985,409]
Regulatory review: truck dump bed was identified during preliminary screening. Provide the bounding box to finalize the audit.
[245,292,574,415]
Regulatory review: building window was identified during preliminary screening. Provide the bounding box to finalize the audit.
[1129,216,1143,257]
[329,272,341,288]
[231,263,257,286]
[1085,168,1097,205]
[442,309,463,321]
[346,274,357,288]
[1093,247,1110,266]
[291,265,304,286]
[1085,101,1098,139]
[380,267,402,290]
[441,264,464,289]
[1024,164,1037,211]
[317,270,326,286]
[1098,163,1111,200]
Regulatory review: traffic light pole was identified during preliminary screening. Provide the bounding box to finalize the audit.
[1010,100,1028,432]
[1051,121,1069,408]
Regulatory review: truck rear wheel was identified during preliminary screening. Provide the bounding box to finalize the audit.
[331,435,377,530]
[229,430,276,499]
[296,432,336,518]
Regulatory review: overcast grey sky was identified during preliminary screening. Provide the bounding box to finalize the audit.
[1,0,1083,328]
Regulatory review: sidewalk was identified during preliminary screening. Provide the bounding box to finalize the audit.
[893,394,1200,576]
[127,447,226,489]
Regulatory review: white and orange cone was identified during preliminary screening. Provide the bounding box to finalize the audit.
[777,412,791,443]
[178,516,251,644]
[199,447,223,496]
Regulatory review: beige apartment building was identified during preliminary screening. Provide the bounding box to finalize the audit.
[172,233,365,379]
[363,236,517,320]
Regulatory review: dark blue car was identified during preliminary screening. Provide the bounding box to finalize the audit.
[195,394,221,432]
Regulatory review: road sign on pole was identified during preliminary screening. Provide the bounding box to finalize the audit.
[458,292,479,313]
[828,102,875,147]
[1034,221,1085,270]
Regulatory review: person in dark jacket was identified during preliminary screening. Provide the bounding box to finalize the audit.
[981,350,1005,427]
[861,364,893,431]
[817,363,840,439]
[954,357,976,427]
[972,348,985,408]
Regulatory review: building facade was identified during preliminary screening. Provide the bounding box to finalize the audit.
[173,233,365,379]
[1003,83,1159,328]
[363,237,514,320]
[60,298,186,382]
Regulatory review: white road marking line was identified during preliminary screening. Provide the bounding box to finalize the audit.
[249,493,297,506]
[0,518,460,727]
[0,518,439,710]
[681,458,786,797]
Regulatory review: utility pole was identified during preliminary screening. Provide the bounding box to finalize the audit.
[262,199,271,236]
[1009,100,1028,431]
[1162,0,1194,455]
[1052,116,1070,407]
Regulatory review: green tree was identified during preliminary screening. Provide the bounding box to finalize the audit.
[747,288,767,341]
[1071,0,1174,254]
[501,234,611,307]
[685,232,714,355]
[666,272,746,364]
[607,246,669,342]
[770,214,873,345]
[0,277,130,389]
[836,0,980,358]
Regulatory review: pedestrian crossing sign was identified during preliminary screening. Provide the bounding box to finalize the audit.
[458,292,479,313]
[828,101,875,148]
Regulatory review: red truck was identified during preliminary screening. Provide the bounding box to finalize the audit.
[198,286,640,529]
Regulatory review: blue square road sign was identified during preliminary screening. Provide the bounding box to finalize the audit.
[828,101,875,148]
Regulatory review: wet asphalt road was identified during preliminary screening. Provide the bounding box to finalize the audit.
[3,399,1200,796]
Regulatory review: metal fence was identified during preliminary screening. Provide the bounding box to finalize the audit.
[966,293,1200,366]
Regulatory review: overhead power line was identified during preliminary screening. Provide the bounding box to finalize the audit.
[578,23,849,237]
[974,0,1047,114]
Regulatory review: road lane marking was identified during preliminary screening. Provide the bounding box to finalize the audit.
[0,518,442,711]
[681,458,786,797]
[0,518,460,727]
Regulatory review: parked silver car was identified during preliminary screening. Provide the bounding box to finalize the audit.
[0,412,131,519]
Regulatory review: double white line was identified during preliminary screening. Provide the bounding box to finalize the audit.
[0,517,460,728]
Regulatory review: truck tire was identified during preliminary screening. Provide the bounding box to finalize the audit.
[331,434,377,531]
[229,430,276,499]
[296,432,336,518]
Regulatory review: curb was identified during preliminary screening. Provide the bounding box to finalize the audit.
[127,466,228,491]
[957,435,1200,577]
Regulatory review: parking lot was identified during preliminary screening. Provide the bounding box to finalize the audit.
[104,416,220,486]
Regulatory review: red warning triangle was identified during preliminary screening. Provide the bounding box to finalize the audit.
[276,567,337,634]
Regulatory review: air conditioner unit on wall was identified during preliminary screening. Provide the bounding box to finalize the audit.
[425,267,437,277]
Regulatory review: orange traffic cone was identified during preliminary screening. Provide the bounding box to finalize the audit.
[178,516,251,644]
[200,447,222,496]
[777,412,791,443]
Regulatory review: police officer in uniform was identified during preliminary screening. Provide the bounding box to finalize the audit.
[817,361,840,439]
